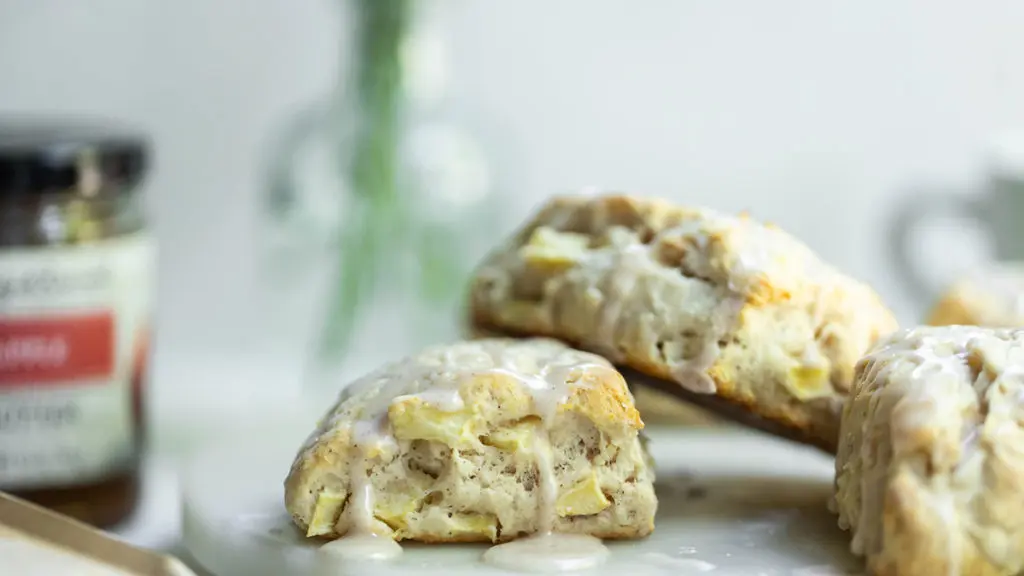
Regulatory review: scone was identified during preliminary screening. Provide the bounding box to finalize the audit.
[467,194,897,452]
[834,326,1024,576]
[284,338,657,544]
[465,315,721,427]
[927,263,1024,327]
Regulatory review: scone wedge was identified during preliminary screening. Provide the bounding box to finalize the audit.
[835,326,1024,576]
[284,338,657,543]
[467,194,898,453]
[927,263,1024,327]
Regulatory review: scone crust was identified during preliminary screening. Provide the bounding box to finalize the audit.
[926,290,983,326]
[467,320,723,427]
[834,326,1024,576]
[467,194,897,452]
[926,265,1024,327]
[285,338,656,544]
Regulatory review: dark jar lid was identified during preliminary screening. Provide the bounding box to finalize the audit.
[0,117,150,198]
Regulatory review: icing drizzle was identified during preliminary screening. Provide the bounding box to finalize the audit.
[516,203,835,397]
[845,326,1023,575]
[586,212,807,395]
[303,339,615,572]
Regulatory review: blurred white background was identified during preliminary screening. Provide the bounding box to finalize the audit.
[2,0,1023,421]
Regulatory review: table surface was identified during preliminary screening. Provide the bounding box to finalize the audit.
[170,427,857,576]
[109,352,730,575]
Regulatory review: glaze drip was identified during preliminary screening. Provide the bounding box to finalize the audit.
[845,326,1015,575]
[477,355,613,572]
[584,217,764,396]
[304,339,615,570]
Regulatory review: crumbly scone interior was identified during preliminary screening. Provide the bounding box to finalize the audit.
[469,195,897,452]
[835,326,1024,576]
[284,338,657,544]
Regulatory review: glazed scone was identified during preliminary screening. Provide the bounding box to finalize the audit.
[465,316,721,427]
[467,194,897,452]
[834,326,1024,576]
[927,263,1024,327]
[284,338,657,544]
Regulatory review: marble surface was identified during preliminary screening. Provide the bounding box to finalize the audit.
[112,352,851,569]
[179,427,860,576]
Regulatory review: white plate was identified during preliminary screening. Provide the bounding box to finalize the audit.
[181,427,862,576]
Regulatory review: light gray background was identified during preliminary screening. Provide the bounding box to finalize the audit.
[1,0,1021,410]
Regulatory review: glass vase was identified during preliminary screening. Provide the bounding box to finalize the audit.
[261,0,509,401]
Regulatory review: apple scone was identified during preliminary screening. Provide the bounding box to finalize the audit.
[284,338,657,544]
[834,326,1024,576]
[927,263,1024,327]
[467,194,897,452]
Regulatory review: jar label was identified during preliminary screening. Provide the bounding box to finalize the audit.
[0,234,153,489]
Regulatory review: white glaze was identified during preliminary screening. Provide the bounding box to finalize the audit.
[585,213,791,396]
[302,340,613,570]
[481,429,611,573]
[487,356,611,572]
[482,533,610,573]
[313,533,403,576]
[317,533,403,562]
[394,387,465,412]
[533,426,558,532]
[642,552,716,572]
[482,204,838,401]
[186,427,864,576]
[847,326,1013,572]
[593,244,647,362]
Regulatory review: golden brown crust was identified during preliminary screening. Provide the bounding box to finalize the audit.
[925,292,977,326]
[468,317,722,430]
[473,322,840,452]
[925,264,1024,327]
[468,316,722,427]
[468,194,897,453]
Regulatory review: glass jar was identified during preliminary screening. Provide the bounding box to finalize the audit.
[0,118,153,528]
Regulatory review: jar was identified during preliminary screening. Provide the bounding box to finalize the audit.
[0,118,153,528]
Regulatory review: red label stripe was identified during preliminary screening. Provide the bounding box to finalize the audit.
[0,313,114,387]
